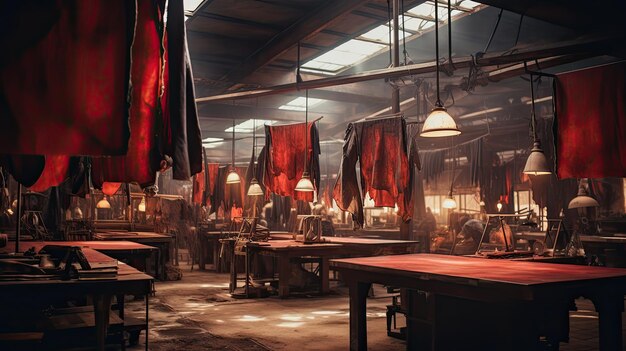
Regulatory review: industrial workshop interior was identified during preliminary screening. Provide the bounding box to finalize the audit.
[1,0,626,350]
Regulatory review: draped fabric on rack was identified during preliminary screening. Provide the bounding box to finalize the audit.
[209,166,227,215]
[263,122,320,202]
[162,0,203,181]
[0,0,203,190]
[207,163,219,199]
[556,61,626,179]
[0,1,132,156]
[92,0,162,188]
[102,182,122,197]
[406,124,424,220]
[333,117,415,228]
[419,150,445,185]
[192,165,206,205]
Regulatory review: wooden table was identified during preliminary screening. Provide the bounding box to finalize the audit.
[8,240,159,277]
[0,243,153,351]
[94,231,175,279]
[331,253,626,351]
[244,240,343,298]
[270,233,418,256]
[197,230,238,272]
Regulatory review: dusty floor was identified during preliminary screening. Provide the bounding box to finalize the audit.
[124,263,625,351]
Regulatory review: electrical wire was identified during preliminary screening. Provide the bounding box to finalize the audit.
[483,8,503,54]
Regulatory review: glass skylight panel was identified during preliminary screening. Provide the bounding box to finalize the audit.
[278,97,325,112]
[459,0,482,9]
[302,39,385,73]
[202,137,223,148]
[183,0,204,12]
[360,24,410,43]
[225,119,276,133]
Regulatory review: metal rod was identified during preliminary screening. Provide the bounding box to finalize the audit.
[15,184,22,254]
[231,119,236,168]
[529,72,537,141]
[304,90,308,171]
[391,0,401,113]
[448,0,453,67]
[435,0,441,105]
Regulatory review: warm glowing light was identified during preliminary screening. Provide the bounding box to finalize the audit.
[138,197,146,212]
[96,197,111,209]
[295,172,315,192]
[420,106,461,138]
[247,178,264,196]
[442,196,457,209]
[496,202,503,212]
[226,170,241,184]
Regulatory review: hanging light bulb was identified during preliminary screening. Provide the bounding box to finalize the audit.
[523,73,552,175]
[496,201,503,212]
[568,178,600,209]
[296,89,315,193]
[96,196,111,209]
[247,116,264,196]
[226,118,241,184]
[442,194,457,209]
[138,197,146,212]
[420,0,460,138]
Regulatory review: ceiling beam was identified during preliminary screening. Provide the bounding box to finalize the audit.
[197,103,336,122]
[194,12,284,31]
[196,33,624,103]
[219,0,372,87]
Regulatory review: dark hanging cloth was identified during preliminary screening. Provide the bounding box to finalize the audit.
[0,155,45,188]
[0,1,132,156]
[556,61,626,179]
[209,166,227,215]
[333,117,414,228]
[407,124,425,220]
[29,155,71,192]
[419,150,445,185]
[192,165,206,205]
[91,0,163,187]
[207,163,219,199]
[263,122,320,202]
[162,0,203,180]
[464,138,483,187]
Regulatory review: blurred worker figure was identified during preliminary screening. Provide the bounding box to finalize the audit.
[417,207,437,253]
[452,219,484,255]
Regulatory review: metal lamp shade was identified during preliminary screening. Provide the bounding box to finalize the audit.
[226,170,241,184]
[523,141,552,175]
[295,172,315,192]
[420,107,461,138]
[442,196,457,209]
[568,180,600,209]
[96,198,111,209]
[247,178,264,196]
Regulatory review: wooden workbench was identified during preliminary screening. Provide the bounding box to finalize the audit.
[331,253,626,351]
[94,231,175,279]
[0,242,153,351]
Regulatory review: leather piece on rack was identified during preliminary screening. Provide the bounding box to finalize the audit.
[102,182,122,197]
[263,122,320,202]
[333,118,414,228]
[91,0,161,187]
[192,165,206,205]
[556,61,626,178]
[29,155,71,192]
[0,155,45,188]
[0,1,131,156]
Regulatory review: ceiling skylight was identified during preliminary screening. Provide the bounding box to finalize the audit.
[225,119,276,133]
[300,0,483,75]
[202,137,223,148]
[302,39,385,74]
[278,97,326,112]
[183,0,204,12]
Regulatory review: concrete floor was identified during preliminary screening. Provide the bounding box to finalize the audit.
[124,263,625,351]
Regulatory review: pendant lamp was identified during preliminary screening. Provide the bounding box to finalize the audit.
[226,119,241,184]
[442,145,457,209]
[247,117,264,196]
[96,196,111,209]
[137,197,146,212]
[420,0,460,138]
[295,90,315,192]
[568,178,599,209]
[523,74,552,175]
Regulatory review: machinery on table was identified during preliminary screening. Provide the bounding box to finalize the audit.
[294,215,324,243]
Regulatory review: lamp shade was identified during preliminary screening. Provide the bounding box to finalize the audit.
[420,106,461,138]
[442,196,457,209]
[295,172,315,192]
[226,170,241,184]
[496,202,503,212]
[568,180,600,209]
[138,197,146,212]
[247,178,264,196]
[523,140,552,175]
[96,198,111,209]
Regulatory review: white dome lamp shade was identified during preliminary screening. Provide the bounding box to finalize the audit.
[442,194,457,209]
[568,179,600,209]
[96,197,111,209]
[420,0,460,138]
[247,117,264,196]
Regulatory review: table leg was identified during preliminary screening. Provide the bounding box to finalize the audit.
[145,293,149,351]
[320,257,329,295]
[348,280,371,351]
[93,294,112,351]
[593,294,624,351]
[213,239,220,272]
[278,254,291,298]
[199,235,206,270]
[229,243,237,293]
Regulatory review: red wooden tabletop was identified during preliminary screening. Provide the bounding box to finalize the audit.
[3,240,156,253]
[270,233,418,245]
[331,253,626,286]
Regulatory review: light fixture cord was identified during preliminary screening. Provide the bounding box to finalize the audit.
[435,0,441,106]
[530,73,537,142]
[448,0,453,68]
[252,108,256,174]
[304,90,309,173]
[232,119,235,168]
